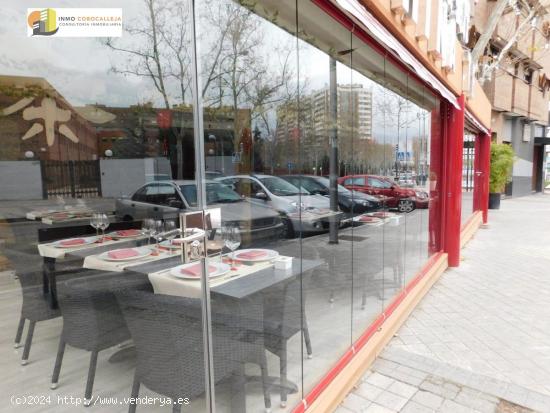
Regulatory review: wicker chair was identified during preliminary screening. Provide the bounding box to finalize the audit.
[50,276,131,406]
[116,289,272,413]
[263,276,312,408]
[14,271,61,365]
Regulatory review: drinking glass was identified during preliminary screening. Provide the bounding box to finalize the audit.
[153,220,165,251]
[142,219,154,245]
[163,221,178,253]
[221,224,241,268]
[90,213,100,238]
[98,213,110,241]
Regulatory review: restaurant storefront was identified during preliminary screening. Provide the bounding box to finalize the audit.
[0,1,491,412]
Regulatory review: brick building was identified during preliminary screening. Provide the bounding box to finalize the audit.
[0,75,98,161]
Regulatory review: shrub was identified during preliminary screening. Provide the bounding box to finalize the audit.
[489,143,515,193]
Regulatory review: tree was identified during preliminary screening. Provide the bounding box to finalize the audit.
[103,0,192,179]
[470,0,549,84]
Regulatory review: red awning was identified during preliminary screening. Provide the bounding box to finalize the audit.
[334,0,461,109]
[465,109,490,135]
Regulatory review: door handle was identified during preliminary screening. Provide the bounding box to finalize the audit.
[153,207,159,211]
[131,203,135,207]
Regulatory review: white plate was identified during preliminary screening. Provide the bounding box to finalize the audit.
[159,240,181,249]
[53,236,98,248]
[233,248,279,263]
[108,229,143,238]
[170,262,230,280]
[98,246,152,262]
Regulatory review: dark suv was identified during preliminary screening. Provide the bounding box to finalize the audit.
[281,175,381,215]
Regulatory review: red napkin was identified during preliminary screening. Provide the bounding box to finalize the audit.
[181,264,217,277]
[236,250,267,260]
[108,249,139,259]
[359,216,378,222]
[117,229,140,237]
[60,238,86,246]
[171,239,184,245]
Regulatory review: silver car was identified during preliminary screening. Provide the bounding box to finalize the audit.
[218,174,342,237]
[115,180,284,245]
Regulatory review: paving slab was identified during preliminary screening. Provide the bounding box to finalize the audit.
[337,194,550,412]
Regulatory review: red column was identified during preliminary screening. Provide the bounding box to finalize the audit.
[479,131,491,224]
[443,95,465,267]
[428,100,444,254]
[472,134,482,213]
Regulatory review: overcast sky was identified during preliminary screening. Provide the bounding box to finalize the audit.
[0,0,428,146]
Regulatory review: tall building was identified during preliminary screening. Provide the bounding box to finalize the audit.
[275,84,373,170]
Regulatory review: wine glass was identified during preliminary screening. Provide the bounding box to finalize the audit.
[152,220,165,251]
[98,213,110,242]
[221,224,241,269]
[163,220,177,253]
[142,219,154,245]
[90,213,100,238]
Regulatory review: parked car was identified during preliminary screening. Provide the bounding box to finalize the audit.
[218,174,342,238]
[280,175,381,216]
[205,171,224,180]
[115,180,284,245]
[338,174,429,213]
[145,173,171,182]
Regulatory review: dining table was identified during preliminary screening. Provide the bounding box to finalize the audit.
[37,224,144,308]
[57,238,322,413]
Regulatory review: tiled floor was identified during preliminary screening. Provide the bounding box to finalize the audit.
[341,193,550,412]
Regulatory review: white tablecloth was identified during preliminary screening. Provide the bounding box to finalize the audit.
[148,258,280,298]
[83,248,179,272]
[37,236,144,259]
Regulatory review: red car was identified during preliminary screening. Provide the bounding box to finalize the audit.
[338,175,429,213]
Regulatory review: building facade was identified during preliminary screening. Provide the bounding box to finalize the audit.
[0,1,496,413]
[472,0,550,196]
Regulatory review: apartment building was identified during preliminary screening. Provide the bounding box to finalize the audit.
[471,0,550,196]
[1,1,498,413]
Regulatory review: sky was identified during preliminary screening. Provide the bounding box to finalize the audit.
[0,0,429,147]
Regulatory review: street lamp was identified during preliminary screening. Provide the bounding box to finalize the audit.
[105,149,113,158]
[24,151,34,159]
[208,134,223,173]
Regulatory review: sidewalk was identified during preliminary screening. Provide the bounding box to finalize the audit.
[338,193,550,413]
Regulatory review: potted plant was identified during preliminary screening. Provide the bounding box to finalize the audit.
[489,143,515,209]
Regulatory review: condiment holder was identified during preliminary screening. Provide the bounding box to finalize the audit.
[274,256,292,270]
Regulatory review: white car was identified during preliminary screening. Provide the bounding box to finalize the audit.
[218,174,342,238]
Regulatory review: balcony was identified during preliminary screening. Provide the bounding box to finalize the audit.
[512,79,530,117]
[484,73,513,112]
[529,85,549,123]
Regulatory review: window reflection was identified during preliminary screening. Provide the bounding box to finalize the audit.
[1,0,441,411]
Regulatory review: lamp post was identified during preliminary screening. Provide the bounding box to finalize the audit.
[208,134,223,174]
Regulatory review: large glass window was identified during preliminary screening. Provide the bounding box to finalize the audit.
[1,1,442,411]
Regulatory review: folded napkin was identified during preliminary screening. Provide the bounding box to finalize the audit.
[181,263,217,277]
[108,248,139,259]
[236,250,267,260]
[60,238,86,247]
[116,229,140,237]
[359,216,379,222]
[171,238,184,245]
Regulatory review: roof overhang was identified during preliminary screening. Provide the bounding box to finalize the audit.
[333,0,460,109]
